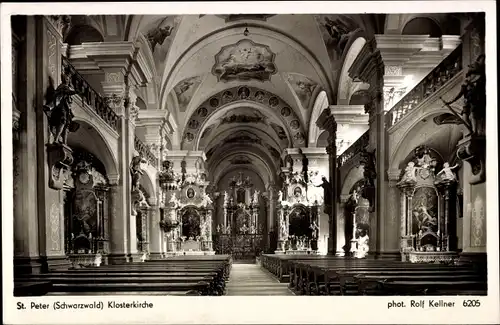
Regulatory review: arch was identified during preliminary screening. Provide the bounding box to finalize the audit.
[402,17,442,37]
[183,88,306,150]
[316,130,329,147]
[136,96,147,110]
[389,108,457,171]
[308,90,329,147]
[337,37,367,104]
[160,22,335,107]
[340,165,365,196]
[69,118,118,178]
[140,165,157,201]
[65,25,104,45]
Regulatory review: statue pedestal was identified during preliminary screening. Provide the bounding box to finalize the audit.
[46,143,73,190]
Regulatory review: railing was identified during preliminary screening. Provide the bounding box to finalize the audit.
[386,44,463,128]
[337,130,369,168]
[62,56,119,131]
[134,136,158,168]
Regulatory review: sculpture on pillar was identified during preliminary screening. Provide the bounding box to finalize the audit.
[223,191,229,206]
[146,24,174,51]
[323,17,357,57]
[43,71,80,145]
[130,155,147,192]
[316,176,332,214]
[442,54,485,137]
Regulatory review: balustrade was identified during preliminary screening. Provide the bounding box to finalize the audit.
[134,136,158,168]
[386,45,463,128]
[337,131,369,168]
[62,56,119,131]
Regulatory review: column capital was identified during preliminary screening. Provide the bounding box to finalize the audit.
[316,108,337,133]
[108,174,120,186]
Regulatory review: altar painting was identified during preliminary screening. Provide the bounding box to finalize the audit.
[412,186,439,246]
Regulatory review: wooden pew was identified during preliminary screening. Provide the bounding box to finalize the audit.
[16,255,232,296]
[286,258,483,296]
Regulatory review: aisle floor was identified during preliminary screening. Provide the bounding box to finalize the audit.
[225,263,294,296]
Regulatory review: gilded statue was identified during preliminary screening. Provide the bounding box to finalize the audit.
[43,72,80,144]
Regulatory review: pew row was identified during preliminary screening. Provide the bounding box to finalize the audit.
[261,255,486,296]
[14,255,232,296]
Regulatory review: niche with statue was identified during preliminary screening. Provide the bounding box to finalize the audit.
[397,145,459,264]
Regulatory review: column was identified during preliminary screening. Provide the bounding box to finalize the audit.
[316,109,338,255]
[348,39,385,257]
[34,16,74,271]
[385,169,402,259]
[148,204,162,259]
[13,17,43,274]
[107,176,128,263]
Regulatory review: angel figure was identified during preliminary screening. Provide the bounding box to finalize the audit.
[436,162,459,181]
[146,25,173,51]
[223,191,229,206]
[43,72,80,144]
[399,161,421,184]
[169,193,180,207]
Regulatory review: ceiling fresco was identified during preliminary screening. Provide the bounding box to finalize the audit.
[212,39,277,82]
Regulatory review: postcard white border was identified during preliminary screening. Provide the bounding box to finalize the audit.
[1,1,498,324]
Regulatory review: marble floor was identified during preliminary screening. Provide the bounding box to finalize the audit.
[225,263,294,296]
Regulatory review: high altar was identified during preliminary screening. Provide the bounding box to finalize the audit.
[214,173,264,260]
[398,146,460,264]
[158,161,214,256]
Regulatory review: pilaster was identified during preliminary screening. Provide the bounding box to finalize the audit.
[316,108,338,255]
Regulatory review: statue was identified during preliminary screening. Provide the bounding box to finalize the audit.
[201,192,213,207]
[309,221,319,240]
[43,72,80,144]
[323,17,355,57]
[354,230,369,259]
[130,155,146,192]
[436,162,459,181]
[280,217,287,238]
[252,190,260,205]
[159,160,175,183]
[316,176,332,213]
[277,190,283,203]
[442,54,486,136]
[169,193,180,208]
[223,191,229,206]
[360,149,376,187]
[398,161,421,184]
[146,25,173,51]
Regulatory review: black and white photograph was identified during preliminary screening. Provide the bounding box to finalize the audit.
[2,2,498,324]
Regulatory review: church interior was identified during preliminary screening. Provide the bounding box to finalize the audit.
[10,13,488,296]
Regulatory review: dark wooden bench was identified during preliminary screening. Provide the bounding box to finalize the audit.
[284,258,484,296]
[15,255,232,296]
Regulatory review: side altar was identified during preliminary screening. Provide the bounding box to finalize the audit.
[158,161,215,256]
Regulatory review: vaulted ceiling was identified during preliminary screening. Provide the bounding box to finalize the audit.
[64,13,462,186]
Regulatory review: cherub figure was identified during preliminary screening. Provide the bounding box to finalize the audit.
[436,162,459,181]
[399,161,421,184]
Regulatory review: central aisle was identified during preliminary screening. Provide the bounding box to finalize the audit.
[225,263,294,296]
